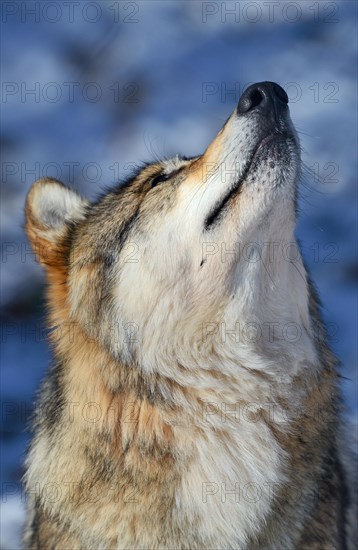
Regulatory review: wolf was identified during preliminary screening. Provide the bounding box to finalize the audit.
[24,82,356,549]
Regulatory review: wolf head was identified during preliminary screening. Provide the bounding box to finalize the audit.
[26,82,312,375]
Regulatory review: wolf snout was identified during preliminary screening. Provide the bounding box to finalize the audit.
[237,81,288,122]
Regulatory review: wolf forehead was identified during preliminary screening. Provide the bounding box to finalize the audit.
[78,156,198,258]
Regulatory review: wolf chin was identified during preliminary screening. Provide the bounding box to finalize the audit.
[24,82,356,549]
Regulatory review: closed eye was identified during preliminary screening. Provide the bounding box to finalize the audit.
[151,167,184,189]
[151,172,170,188]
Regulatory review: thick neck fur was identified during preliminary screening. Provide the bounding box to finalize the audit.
[26,229,339,550]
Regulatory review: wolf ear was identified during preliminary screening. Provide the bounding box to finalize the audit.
[25,178,89,268]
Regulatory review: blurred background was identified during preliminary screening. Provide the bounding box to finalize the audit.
[1,1,357,547]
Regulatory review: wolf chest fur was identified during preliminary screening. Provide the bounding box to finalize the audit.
[24,82,356,549]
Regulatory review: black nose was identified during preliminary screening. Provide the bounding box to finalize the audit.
[237,82,288,118]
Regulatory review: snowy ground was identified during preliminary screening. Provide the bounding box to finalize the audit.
[1,1,357,547]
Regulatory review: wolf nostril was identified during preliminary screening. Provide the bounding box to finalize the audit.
[237,81,288,118]
[237,88,265,115]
